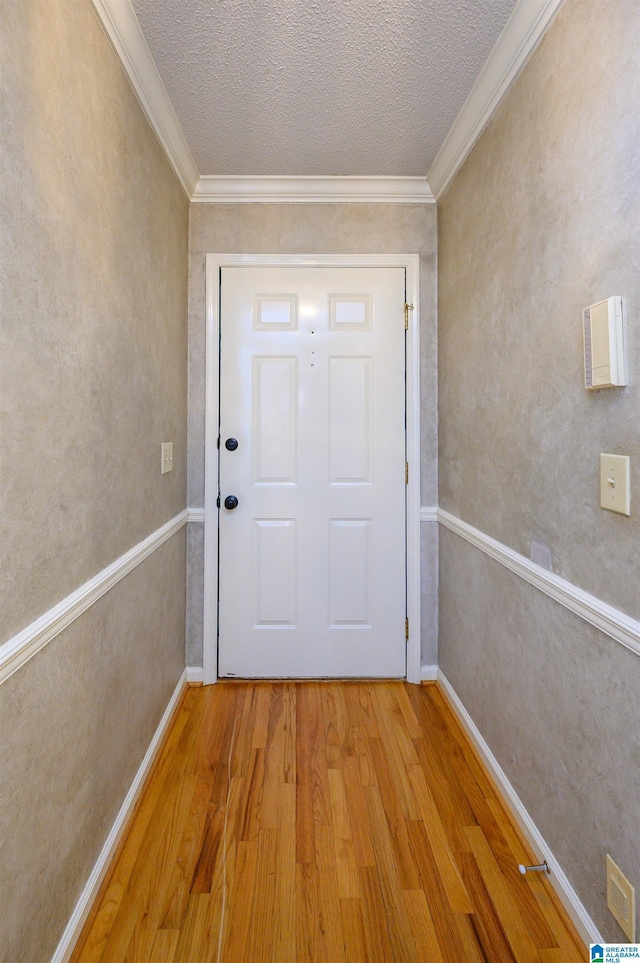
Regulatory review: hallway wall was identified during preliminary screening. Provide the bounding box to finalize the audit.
[437,0,640,939]
[186,202,438,670]
[0,2,189,959]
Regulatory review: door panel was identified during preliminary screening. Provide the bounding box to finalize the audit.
[252,357,297,484]
[218,265,406,678]
[329,358,371,484]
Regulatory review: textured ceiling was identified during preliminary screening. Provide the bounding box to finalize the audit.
[131,0,517,177]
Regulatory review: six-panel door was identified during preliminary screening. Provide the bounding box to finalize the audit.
[218,266,406,678]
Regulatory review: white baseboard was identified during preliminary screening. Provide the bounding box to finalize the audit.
[186,666,204,683]
[437,669,601,946]
[420,664,438,681]
[50,670,188,963]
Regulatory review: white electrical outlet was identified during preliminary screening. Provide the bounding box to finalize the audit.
[600,454,630,515]
[607,854,636,941]
[161,442,173,475]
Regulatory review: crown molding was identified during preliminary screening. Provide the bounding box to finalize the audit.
[89,0,198,197]
[192,176,435,204]
[428,0,566,199]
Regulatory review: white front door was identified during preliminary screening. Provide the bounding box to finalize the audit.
[217,265,406,678]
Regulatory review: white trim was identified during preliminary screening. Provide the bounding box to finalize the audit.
[188,508,205,524]
[0,511,188,686]
[204,254,421,685]
[420,506,439,523]
[51,670,188,963]
[89,0,198,197]
[186,666,204,683]
[193,176,435,205]
[420,665,438,681]
[428,0,565,198]
[437,669,601,945]
[404,260,422,684]
[203,255,221,686]
[437,508,640,660]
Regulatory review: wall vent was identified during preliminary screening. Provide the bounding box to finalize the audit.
[607,853,636,941]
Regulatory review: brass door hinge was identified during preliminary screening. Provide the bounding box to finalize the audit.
[405,618,409,640]
[404,303,414,330]
[405,462,409,485]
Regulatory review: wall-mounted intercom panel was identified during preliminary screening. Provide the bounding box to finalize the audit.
[583,296,627,389]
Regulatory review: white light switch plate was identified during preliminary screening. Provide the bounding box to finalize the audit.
[600,453,630,515]
[161,442,173,475]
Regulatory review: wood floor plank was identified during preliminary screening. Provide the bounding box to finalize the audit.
[350,684,381,740]
[320,683,348,770]
[100,773,200,963]
[486,798,585,961]
[282,681,297,785]
[342,751,376,868]
[413,735,474,854]
[376,684,420,768]
[402,889,446,963]
[247,828,278,962]
[458,849,519,963]
[251,683,271,750]
[367,736,421,891]
[271,783,297,962]
[407,818,476,963]
[466,824,544,963]
[339,898,369,963]
[259,684,286,831]
[72,682,587,963]
[71,689,204,963]
[408,762,473,914]
[158,775,212,928]
[371,688,421,821]
[364,785,419,963]
[358,865,396,963]
[351,725,377,787]
[296,685,316,865]
[240,746,266,841]
[308,684,332,828]
[218,839,257,962]
[147,928,179,963]
[327,768,361,899]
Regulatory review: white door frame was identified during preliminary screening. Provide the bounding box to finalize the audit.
[203,253,421,685]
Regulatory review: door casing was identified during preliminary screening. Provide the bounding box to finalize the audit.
[203,253,421,684]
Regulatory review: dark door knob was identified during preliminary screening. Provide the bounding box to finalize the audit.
[224,495,239,510]
[225,437,239,451]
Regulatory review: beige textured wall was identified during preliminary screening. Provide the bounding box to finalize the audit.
[0,3,188,960]
[1,0,189,643]
[0,534,186,963]
[438,0,640,939]
[187,203,439,666]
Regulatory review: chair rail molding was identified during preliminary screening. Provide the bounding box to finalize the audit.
[0,510,188,686]
[437,507,640,660]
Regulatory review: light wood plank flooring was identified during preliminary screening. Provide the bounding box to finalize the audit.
[72,681,586,962]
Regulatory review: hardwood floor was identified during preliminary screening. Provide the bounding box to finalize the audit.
[72,682,586,962]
